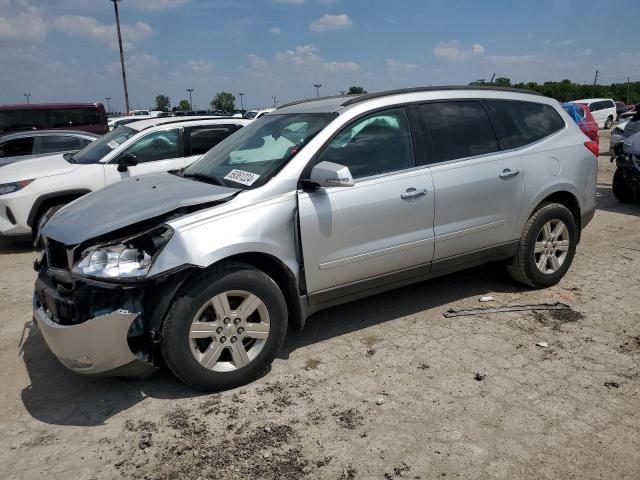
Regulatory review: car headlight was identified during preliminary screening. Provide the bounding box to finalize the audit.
[72,226,173,279]
[0,179,34,195]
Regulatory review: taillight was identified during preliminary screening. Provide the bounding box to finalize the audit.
[584,141,599,157]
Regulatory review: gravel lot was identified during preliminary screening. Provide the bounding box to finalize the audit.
[0,131,638,480]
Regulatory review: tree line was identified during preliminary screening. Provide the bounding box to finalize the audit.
[469,78,640,104]
[152,92,238,113]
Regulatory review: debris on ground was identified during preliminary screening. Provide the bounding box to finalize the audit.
[443,302,571,318]
[474,372,486,381]
[536,341,549,348]
[604,381,621,389]
[376,397,385,405]
[479,295,495,302]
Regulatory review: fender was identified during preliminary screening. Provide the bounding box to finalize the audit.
[27,189,91,227]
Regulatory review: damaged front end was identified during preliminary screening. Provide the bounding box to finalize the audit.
[33,220,198,377]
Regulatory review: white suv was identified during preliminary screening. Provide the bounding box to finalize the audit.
[573,98,616,129]
[0,117,249,238]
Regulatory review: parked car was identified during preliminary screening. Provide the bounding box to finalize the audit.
[572,98,616,129]
[108,115,154,131]
[562,102,598,145]
[0,117,249,238]
[615,101,628,121]
[0,130,98,167]
[243,108,275,120]
[129,110,150,116]
[32,86,597,391]
[0,103,108,135]
[612,128,640,202]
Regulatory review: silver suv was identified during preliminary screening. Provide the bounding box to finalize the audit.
[34,87,598,390]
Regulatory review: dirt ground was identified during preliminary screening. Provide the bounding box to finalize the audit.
[0,131,638,480]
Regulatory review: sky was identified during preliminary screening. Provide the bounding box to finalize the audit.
[1,0,639,112]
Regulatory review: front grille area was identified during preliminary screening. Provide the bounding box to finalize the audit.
[46,238,69,270]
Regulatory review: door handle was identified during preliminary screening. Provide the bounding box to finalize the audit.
[499,168,520,179]
[400,188,428,200]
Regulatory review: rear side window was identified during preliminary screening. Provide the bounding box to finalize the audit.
[188,127,231,156]
[415,101,498,162]
[38,135,84,154]
[485,100,564,149]
[0,136,34,157]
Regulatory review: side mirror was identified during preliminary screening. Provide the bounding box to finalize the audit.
[309,161,355,188]
[117,153,138,172]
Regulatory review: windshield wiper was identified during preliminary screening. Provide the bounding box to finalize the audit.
[181,171,226,186]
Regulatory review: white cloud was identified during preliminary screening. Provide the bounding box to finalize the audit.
[386,58,421,73]
[309,13,352,32]
[53,15,153,46]
[106,52,159,75]
[188,60,213,74]
[269,26,282,34]
[580,49,594,56]
[0,4,47,43]
[544,39,574,47]
[127,0,190,11]
[433,40,484,61]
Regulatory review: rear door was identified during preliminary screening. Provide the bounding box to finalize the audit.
[413,100,525,265]
[183,124,237,167]
[297,107,435,296]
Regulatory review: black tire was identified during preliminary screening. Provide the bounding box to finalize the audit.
[612,168,635,203]
[161,262,288,391]
[33,203,65,243]
[507,202,577,288]
[604,117,613,129]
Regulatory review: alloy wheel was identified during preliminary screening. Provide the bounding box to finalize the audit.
[534,219,570,274]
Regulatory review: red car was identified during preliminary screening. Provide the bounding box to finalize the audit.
[571,102,599,145]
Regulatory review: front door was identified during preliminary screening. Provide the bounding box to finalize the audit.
[103,127,186,183]
[297,107,435,296]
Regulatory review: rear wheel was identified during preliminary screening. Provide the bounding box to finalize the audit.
[612,167,635,203]
[161,263,287,391]
[604,117,613,129]
[507,203,577,288]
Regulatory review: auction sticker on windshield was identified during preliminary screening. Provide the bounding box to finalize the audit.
[107,140,120,149]
[224,169,260,186]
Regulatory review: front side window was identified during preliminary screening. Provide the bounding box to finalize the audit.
[0,136,34,157]
[38,135,83,154]
[316,107,415,179]
[416,101,498,162]
[486,100,564,149]
[188,127,231,156]
[119,129,180,163]
[183,113,335,189]
[71,126,136,164]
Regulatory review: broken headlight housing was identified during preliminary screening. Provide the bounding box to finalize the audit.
[72,226,173,279]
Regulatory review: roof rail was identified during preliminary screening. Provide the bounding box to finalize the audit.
[278,94,354,109]
[340,85,544,107]
[139,116,242,131]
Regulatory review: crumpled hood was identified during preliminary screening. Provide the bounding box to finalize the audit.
[42,173,240,245]
[0,153,78,181]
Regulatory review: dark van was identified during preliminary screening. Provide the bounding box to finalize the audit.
[0,103,108,135]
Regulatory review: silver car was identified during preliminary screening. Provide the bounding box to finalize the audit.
[34,87,597,390]
[0,130,98,167]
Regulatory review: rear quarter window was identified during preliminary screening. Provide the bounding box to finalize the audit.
[485,100,565,149]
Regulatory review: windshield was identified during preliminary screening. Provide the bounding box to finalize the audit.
[71,126,136,164]
[183,113,335,189]
[243,111,258,119]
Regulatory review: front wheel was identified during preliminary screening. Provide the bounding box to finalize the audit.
[507,203,577,288]
[161,263,288,391]
[604,117,613,129]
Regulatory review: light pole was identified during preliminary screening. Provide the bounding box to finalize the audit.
[110,0,130,114]
[186,88,194,110]
[238,92,245,112]
[105,97,112,114]
[313,83,322,98]
[272,96,277,108]
[340,90,346,95]
[24,93,31,104]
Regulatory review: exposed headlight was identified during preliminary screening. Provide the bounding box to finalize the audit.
[0,179,33,195]
[72,226,173,279]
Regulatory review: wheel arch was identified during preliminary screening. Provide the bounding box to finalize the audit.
[27,189,91,230]
[525,189,582,242]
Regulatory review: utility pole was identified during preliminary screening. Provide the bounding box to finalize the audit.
[110,0,130,114]
[627,77,631,104]
[313,83,322,98]
[272,96,277,108]
[238,92,245,112]
[24,93,31,104]
[592,69,599,97]
[186,88,194,109]
[489,73,496,84]
[105,97,111,114]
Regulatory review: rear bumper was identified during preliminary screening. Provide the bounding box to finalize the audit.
[32,301,151,376]
[581,205,595,231]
